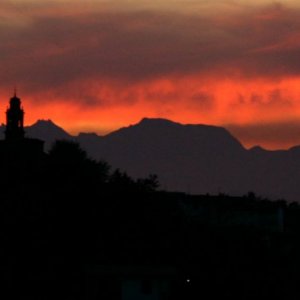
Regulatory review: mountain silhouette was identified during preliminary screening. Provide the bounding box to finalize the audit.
[27,120,72,149]
[0,120,73,150]
[12,118,300,202]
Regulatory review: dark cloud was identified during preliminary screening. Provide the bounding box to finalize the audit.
[250,89,293,108]
[189,92,215,111]
[0,2,300,102]
[231,88,293,111]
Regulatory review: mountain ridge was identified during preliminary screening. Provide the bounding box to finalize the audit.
[1,118,299,202]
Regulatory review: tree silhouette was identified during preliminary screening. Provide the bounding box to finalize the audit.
[2,139,300,299]
[137,173,160,192]
[47,140,110,189]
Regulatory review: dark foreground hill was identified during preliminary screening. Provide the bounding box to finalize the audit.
[0,138,300,299]
[1,118,299,201]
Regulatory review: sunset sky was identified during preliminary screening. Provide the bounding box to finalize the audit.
[1,0,300,149]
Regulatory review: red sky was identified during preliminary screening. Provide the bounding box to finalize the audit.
[1,0,300,149]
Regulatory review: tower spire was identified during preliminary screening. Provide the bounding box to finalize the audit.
[5,92,24,140]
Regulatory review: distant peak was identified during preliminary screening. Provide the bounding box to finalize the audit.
[139,118,179,126]
[138,118,221,129]
[28,119,70,134]
[250,145,263,150]
[249,146,266,152]
[34,119,55,125]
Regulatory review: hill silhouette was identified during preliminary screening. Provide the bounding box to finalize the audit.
[5,118,300,202]
[1,136,300,299]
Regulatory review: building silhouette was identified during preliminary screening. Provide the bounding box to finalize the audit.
[5,92,25,140]
[0,92,44,160]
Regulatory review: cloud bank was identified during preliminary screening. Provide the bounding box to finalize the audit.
[0,1,300,148]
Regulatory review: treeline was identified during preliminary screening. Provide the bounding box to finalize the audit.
[1,140,300,299]
[0,140,167,299]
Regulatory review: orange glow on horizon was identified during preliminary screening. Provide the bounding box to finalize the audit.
[0,75,300,150]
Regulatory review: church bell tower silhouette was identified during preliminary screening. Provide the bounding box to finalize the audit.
[5,90,25,141]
